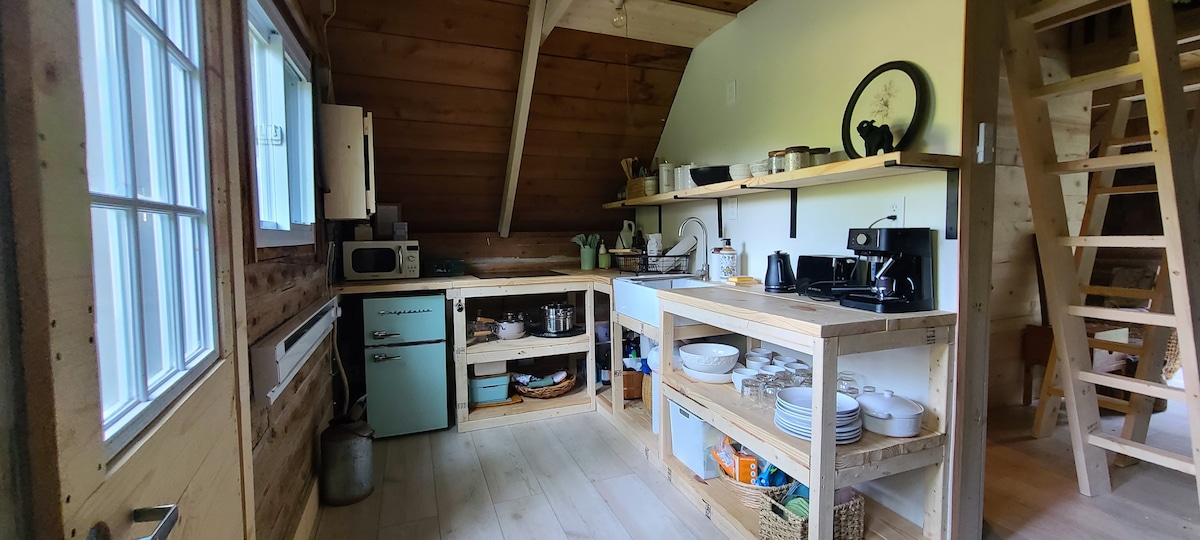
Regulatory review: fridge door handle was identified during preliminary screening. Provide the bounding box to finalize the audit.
[371,330,403,340]
[372,352,404,363]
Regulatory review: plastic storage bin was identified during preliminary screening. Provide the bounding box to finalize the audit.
[669,400,725,479]
[469,373,510,405]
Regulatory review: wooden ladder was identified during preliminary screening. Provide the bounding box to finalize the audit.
[1005,0,1200,498]
[1030,49,1177,449]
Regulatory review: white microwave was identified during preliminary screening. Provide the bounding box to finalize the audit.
[343,241,420,280]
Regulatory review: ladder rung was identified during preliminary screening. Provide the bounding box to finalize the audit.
[1102,135,1152,148]
[1088,433,1196,475]
[1082,285,1158,300]
[1068,305,1177,327]
[1088,337,1146,355]
[1058,235,1166,248]
[1077,371,1186,401]
[1032,62,1142,100]
[1048,387,1133,412]
[1018,0,1116,25]
[1045,152,1157,174]
[1092,184,1158,196]
[1035,0,1129,31]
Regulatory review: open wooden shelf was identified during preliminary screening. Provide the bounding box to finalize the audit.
[461,383,592,431]
[464,333,591,364]
[662,372,945,489]
[603,152,960,209]
[661,455,922,540]
[597,385,613,412]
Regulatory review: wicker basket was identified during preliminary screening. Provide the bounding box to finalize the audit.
[642,374,653,413]
[719,472,794,509]
[759,492,865,540]
[514,373,576,399]
[626,177,649,200]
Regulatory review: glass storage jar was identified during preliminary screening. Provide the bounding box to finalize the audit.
[769,150,787,174]
[784,146,810,171]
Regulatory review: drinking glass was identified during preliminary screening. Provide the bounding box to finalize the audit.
[762,381,785,408]
[741,379,763,408]
[836,371,861,396]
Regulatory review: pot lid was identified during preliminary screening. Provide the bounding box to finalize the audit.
[855,390,924,420]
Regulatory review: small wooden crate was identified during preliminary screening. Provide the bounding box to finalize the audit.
[622,371,643,399]
[626,177,649,200]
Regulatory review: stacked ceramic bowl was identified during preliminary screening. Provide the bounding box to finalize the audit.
[773,387,863,445]
[679,343,740,384]
[729,163,752,181]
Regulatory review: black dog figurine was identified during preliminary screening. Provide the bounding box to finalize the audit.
[857,120,895,156]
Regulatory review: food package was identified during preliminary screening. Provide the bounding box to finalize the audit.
[711,436,758,483]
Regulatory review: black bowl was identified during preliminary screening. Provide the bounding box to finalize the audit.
[689,166,732,186]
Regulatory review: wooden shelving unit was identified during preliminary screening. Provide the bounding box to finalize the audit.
[602,152,960,209]
[450,281,598,432]
[596,385,613,412]
[656,285,956,539]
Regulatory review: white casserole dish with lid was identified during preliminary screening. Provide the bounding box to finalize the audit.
[855,390,924,437]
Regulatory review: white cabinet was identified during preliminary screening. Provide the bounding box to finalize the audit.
[320,104,375,220]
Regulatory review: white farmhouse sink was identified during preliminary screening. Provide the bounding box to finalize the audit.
[613,274,718,327]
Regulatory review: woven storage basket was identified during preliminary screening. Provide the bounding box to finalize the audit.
[718,473,794,509]
[514,373,576,399]
[626,177,649,200]
[642,374,653,413]
[759,492,865,540]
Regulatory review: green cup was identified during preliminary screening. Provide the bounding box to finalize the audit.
[580,247,596,270]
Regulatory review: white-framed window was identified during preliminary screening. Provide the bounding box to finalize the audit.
[76,0,217,456]
[247,0,315,248]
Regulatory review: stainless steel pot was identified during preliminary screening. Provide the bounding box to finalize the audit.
[541,302,575,333]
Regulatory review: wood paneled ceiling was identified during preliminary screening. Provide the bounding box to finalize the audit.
[675,0,758,14]
[327,0,691,234]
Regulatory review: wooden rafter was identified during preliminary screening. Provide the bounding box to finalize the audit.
[498,0,546,238]
[542,0,576,43]
[557,0,735,49]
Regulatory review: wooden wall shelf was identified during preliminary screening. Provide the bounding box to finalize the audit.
[464,333,591,364]
[602,152,961,238]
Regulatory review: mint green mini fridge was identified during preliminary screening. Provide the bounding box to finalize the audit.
[363,294,450,437]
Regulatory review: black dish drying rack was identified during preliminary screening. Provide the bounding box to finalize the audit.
[612,252,690,274]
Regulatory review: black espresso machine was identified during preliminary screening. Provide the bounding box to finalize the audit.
[837,227,935,313]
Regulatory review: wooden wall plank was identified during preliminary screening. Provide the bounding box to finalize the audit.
[540,28,691,71]
[328,0,529,51]
[327,27,522,92]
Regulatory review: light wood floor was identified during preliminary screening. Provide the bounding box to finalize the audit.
[314,411,725,540]
[984,402,1200,539]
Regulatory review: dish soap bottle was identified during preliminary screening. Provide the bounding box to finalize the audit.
[598,241,611,269]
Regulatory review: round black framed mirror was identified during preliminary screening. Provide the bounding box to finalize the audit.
[841,61,930,159]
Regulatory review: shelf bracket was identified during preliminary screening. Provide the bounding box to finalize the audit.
[882,161,962,240]
[673,195,723,237]
[744,185,798,239]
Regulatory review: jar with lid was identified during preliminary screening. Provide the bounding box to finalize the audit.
[659,162,674,192]
[768,150,787,174]
[784,146,810,171]
[809,147,832,166]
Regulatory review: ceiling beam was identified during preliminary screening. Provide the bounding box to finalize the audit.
[557,0,735,49]
[498,0,547,238]
[542,0,576,44]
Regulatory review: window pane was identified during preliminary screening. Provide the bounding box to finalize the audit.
[92,206,138,422]
[287,76,314,226]
[164,0,198,62]
[127,14,172,204]
[138,211,180,389]
[133,0,162,26]
[169,60,196,208]
[78,0,131,198]
[178,215,213,362]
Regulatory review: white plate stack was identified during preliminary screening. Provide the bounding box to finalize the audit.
[773,387,862,445]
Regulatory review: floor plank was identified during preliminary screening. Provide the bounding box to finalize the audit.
[472,426,543,503]
[493,494,569,540]
[580,413,726,540]
[379,434,438,528]
[509,421,634,540]
[378,516,441,540]
[546,415,633,482]
[594,473,700,540]
[430,429,505,540]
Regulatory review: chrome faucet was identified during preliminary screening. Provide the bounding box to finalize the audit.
[678,216,709,280]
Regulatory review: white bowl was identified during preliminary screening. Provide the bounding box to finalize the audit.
[731,368,758,392]
[745,357,769,371]
[749,348,774,358]
[771,357,792,366]
[683,366,734,384]
[761,365,787,376]
[783,362,809,374]
[679,343,740,373]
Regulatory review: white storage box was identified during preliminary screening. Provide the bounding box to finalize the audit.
[475,361,507,377]
[669,400,724,479]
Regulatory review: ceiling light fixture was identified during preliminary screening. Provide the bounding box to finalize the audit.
[612,0,627,28]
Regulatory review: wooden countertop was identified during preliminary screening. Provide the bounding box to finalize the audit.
[332,268,625,295]
[657,284,957,338]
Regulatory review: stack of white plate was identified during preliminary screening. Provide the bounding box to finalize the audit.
[773,387,862,445]
[730,163,752,181]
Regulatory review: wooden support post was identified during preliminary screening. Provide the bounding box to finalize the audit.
[657,309,677,465]
[497,0,546,238]
[808,337,839,540]
[925,343,951,539]
[450,292,469,426]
